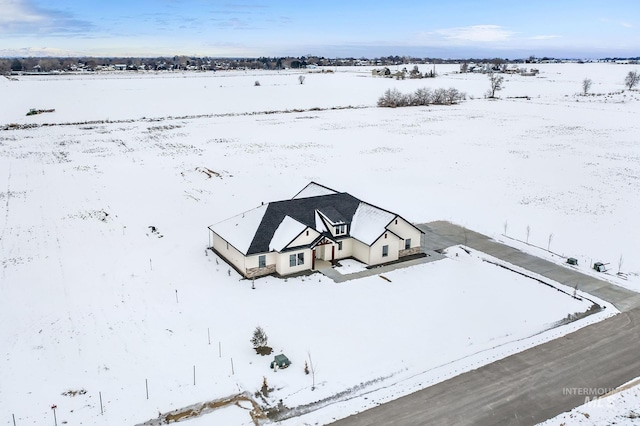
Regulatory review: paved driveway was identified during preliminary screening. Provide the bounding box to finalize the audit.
[329,221,640,426]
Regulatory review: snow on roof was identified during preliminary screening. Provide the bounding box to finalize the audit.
[292,182,338,199]
[349,202,396,245]
[315,210,328,233]
[269,215,307,251]
[210,204,268,254]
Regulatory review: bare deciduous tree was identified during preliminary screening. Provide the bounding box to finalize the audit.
[582,78,592,95]
[298,75,306,85]
[411,87,432,106]
[409,65,422,78]
[488,72,504,98]
[307,351,318,391]
[618,254,624,274]
[625,70,639,90]
[378,88,408,107]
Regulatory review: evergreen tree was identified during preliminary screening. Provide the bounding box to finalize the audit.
[250,326,268,349]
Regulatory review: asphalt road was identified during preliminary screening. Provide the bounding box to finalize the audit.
[330,221,640,426]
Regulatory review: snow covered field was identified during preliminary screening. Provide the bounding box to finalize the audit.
[1,63,639,425]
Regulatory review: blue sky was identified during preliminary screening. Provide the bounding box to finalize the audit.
[1,0,638,58]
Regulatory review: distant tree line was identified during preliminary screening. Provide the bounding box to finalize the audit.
[1,55,639,75]
[378,87,466,107]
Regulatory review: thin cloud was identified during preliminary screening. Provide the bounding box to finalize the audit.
[212,3,268,15]
[434,25,515,43]
[0,46,78,57]
[210,17,260,30]
[600,18,633,28]
[530,35,561,40]
[223,3,267,10]
[0,0,93,35]
[208,2,268,28]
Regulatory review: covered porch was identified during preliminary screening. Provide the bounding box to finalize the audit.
[311,236,338,270]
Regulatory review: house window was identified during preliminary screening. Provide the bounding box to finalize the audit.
[289,253,305,267]
[405,238,411,250]
[395,219,398,225]
[259,255,266,268]
[306,230,309,236]
[384,233,387,239]
[334,224,346,235]
[382,245,389,257]
[338,241,343,251]
[226,242,229,250]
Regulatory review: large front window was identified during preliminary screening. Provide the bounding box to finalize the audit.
[290,252,305,267]
[382,245,389,257]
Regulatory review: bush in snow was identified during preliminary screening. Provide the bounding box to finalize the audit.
[377,88,409,107]
[378,87,465,108]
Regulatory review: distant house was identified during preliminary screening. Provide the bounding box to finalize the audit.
[371,67,391,77]
[208,182,424,278]
[520,68,540,76]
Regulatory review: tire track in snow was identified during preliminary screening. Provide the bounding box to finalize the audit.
[0,161,12,283]
[38,161,84,360]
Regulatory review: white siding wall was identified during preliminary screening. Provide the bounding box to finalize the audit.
[334,238,352,260]
[276,249,312,275]
[211,231,246,273]
[369,232,400,265]
[351,238,371,264]
[386,217,422,249]
[245,252,277,268]
[286,227,320,249]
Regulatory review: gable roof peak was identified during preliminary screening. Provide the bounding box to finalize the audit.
[292,181,340,200]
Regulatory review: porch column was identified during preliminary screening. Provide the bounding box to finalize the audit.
[312,249,316,270]
[331,245,335,264]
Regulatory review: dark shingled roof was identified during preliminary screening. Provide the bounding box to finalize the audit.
[318,206,347,223]
[246,192,361,255]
